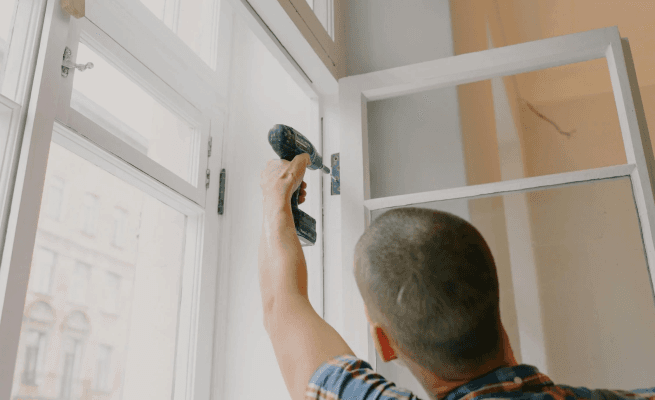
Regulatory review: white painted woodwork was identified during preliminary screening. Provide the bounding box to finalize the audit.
[1,0,48,103]
[213,15,320,400]
[228,0,339,97]
[0,0,48,264]
[54,16,211,205]
[283,0,340,73]
[225,0,318,100]
[0,1,71,396]
[607,37,655,303]
[364,165,635,211]
[287,0,335,53]
[61,110,208,207]
[61,0,84,18]
[0,95,22,255]
[346,27,618,103]
[85,0,226,116]
[340,26,655,381]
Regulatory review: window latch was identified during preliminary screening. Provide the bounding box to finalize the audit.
[62,46,94,77]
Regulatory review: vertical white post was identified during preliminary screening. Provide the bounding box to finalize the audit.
[607,37,655,302]
[0,0,70,397]
[339,79,371,362]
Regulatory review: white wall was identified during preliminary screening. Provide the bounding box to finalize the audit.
[215,14,318,400]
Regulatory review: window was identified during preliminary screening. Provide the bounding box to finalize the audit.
[103,272,120,314]
[80,193,98,235]
[138,0,220,68]
[44,176,65,220]
[21,330,46,386]
[0,0,19,88]
[69,262,90,304]
[112,208,127,248]
[302,0,334,39]
[59,338,82,400]
[3,1,224,398]
[95,345,112,392]
[28,248,55,295]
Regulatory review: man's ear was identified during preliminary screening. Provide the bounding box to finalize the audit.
[371,324,398,362]
[364,304,399,362]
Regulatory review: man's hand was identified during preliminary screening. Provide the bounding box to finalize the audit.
[260,153,310,206]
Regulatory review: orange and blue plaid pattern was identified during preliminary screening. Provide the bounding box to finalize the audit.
[306,354,655,400]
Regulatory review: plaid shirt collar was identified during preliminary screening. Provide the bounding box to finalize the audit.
[442,364,554,400]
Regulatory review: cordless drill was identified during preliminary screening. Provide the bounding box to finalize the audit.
[268,124,330,247]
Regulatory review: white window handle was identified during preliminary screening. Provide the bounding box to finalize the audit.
[61,46,94,77]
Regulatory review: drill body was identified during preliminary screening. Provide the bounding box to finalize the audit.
[268,124,330,246]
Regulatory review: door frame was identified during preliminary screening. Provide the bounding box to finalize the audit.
[338,26,655,367]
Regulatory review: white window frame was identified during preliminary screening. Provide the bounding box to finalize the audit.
[338,26,655,367]
[0,0,49,259]
[0,0,230,399]
[232,0,343,95]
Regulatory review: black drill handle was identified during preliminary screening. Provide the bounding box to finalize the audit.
[268,124,319,246]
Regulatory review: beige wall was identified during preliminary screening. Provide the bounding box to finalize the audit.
[452,0,655,390]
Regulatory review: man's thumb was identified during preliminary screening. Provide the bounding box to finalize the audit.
[297,153,311,168]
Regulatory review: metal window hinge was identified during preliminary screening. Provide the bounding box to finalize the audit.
[206,169,211,189]
[61,46,93,77]
[331,153,340,195]
[218,169,226,215]
[208,136,213,157]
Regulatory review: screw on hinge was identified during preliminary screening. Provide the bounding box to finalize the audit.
[206,169,211,189]
[218,169,226,215]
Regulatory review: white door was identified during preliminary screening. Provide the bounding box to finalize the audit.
[0,0,226,399]
[340,26,655,395]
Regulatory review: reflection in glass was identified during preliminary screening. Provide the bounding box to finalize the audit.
[72,42,198,184]
[139,0,220,68]
[12,141,188,400]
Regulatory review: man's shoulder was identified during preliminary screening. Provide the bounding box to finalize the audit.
[548,385,655,400]
[306,354,421,400]
[305,355,655,400]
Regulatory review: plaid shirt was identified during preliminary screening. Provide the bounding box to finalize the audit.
[306,354,655,400]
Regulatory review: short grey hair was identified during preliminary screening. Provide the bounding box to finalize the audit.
[354,207,502,379]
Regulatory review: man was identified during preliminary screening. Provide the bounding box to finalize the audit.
[259,154,655,400]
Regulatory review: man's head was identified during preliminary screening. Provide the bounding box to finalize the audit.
[354,207,506,381]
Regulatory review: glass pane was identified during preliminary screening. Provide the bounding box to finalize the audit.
[368,177,655,391]
[0,0,18,90]
[72,42,198,184]
[139,0,219,68]
[11,141,188,400]
[311,0,334,40]
[366,58,625,199]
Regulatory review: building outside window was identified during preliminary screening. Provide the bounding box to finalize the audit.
[21,330,46,386]
[44,176,65,220]
[112,208,128,248]
[95,345,112,392]
[103,272,121,314]
[80,193,99,235]
[68,262,90,304]
[59,337,82,400]
[28,248,56,295]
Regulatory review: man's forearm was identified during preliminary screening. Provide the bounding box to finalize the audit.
[258,196,309,315]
